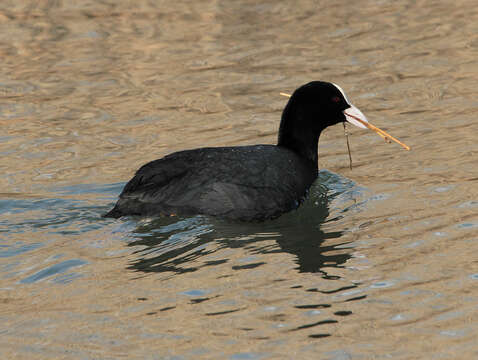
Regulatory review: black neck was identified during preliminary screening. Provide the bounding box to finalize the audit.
[277,98,323,167]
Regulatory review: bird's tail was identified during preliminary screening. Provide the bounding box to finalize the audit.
[102,206,123,218]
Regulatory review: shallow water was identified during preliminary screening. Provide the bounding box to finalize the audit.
[1,0,477,358]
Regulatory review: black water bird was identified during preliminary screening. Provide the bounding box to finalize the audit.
[104,81,369,221]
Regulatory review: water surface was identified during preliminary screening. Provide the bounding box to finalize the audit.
[1,1,477,359]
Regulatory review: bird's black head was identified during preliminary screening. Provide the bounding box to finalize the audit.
[284,81,351,128]
[277,81,368,164]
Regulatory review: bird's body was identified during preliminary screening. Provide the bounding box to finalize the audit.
[105,81,370,221]
[105,145,316,221]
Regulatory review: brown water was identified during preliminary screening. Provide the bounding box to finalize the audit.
[1,0,477,358]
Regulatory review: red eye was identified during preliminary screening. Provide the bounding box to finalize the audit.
[332,96,341,103]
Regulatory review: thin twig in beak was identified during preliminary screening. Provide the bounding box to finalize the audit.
[343,122,353,170]
[343,111,411,151]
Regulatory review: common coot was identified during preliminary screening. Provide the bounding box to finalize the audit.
[104,81,369,221]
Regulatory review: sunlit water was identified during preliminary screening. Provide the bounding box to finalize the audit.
[1,1,477,359]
